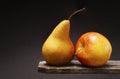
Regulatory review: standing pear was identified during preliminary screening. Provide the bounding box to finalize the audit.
[42,20,74,65]
[42,8,85,65]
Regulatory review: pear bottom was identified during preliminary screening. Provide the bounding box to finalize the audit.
[42,41,74,66]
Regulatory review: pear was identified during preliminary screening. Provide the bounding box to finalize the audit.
[42,8,86,65]
[42,20,74,65]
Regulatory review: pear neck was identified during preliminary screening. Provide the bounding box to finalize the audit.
[52,20,70,39]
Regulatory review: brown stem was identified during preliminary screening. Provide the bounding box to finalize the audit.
[68,8,86,20]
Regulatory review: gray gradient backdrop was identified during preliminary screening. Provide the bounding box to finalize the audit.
[0,0,120,79]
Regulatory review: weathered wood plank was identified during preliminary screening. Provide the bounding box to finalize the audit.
[38,60,120,74]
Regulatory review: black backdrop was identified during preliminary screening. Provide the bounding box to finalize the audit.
[0,0,120,79]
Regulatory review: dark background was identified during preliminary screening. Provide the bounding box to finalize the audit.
[0,0,120,79]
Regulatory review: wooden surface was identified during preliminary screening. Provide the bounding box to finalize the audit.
[38,60,120,74]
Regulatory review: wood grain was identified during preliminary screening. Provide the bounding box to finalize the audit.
[38,60,120,74]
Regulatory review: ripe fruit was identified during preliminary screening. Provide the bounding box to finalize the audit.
[42,20,74,65]
[75,32,112,67]
[42,8,85,66]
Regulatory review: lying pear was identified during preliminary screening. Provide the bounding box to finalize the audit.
[42,8,85,65]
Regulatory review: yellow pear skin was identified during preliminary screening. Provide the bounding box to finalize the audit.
[42,20,74,65]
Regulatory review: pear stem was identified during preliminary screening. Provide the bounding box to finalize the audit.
[68,8,86,21]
